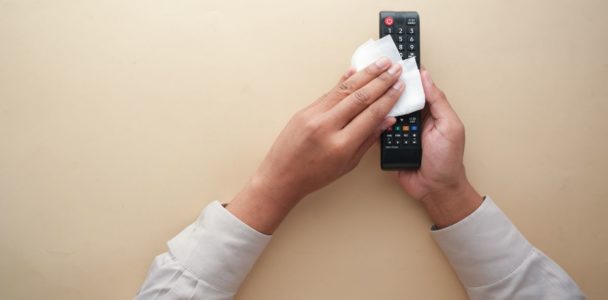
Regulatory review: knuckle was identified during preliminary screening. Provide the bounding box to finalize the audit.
[303,118,322,133]
[377,71,393,82]
[456,122,465,135]
[353,89,370,105]
[319,92,329,100]
[337,82,355,96]
[387,85,402,97]
[303,117,329,141]
[292,110,308,124]
[364,65,376,76]
[437,89,447,100]
[329,137,348,155]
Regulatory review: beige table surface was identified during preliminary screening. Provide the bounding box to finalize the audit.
[1,0,607,299]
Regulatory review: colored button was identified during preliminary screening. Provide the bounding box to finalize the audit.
[384,16,394,26]
[394,125,401,131]
[411,125,418,131]
[402,125,409,132]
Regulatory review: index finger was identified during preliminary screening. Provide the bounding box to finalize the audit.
[318,57,393,111]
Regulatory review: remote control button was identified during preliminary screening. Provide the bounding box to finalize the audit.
[408,44,415,51]
[386,126,392,132]
[411,125,418,131]
[397,27,404,35]
[386,139,392,145]
[399,52,404,58]
[407,52,415,58]
[408,36,415,43]
[386,27,393,34]
[407,27,415,35]
[412,133,417,138]
[395,139,401,145]
[402,125,409,132]
[412,139,417,144]
[406,18,417,25]
[398,117,405,123]
[395,133,402,138]
[386,133,393,138]
[384,16,394,26]
[398,44,404,51]
[409,116,416,123]
[404,140,409,145]
[393,125,401,131]
[397,36,404,43]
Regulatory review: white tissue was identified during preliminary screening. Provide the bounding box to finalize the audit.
[351,35,425,117]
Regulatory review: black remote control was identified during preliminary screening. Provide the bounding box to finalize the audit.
[379,11,422,170]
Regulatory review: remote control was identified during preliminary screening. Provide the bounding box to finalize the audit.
[379,11,422,170]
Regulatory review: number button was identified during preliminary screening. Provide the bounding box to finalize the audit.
[399,52,404,58]
[407,52,415,58]
[397,36,404,43]
[397,27,404,35]
[407,27,415,35]
[386,27,393,34]
[408,44,415,51]
[408,36,415,43]
[398,44,404,51]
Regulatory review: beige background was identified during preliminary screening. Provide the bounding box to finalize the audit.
[1,0,607,299]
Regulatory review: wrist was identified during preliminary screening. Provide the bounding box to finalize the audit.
[419,176,483,229]
[226,173,302,234]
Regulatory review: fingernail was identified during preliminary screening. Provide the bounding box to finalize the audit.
[381,117,397,130]
[392,80,404,90]
[375,57,390,68]
[387,63,401,75]
[343,68,356,78]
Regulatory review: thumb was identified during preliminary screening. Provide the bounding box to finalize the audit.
[421,69,456,121]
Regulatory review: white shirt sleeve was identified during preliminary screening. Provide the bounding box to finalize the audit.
[134,201,271,300]
[431,196,585,299]
[135,197,585,300]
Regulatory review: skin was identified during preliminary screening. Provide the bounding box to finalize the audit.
[227,57,482,234]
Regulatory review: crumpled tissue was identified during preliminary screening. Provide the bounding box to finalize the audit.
[351,35,425,116]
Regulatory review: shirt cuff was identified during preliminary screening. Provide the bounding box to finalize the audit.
[431,196,534,287]
[167,201,272,294]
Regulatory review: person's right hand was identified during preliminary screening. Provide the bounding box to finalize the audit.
[396,69,483,228]
[228,57,404,234]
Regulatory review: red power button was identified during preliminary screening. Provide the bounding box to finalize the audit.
[384,16,394,26]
